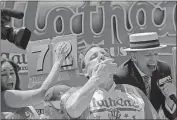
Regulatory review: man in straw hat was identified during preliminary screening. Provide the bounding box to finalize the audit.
[114,32,176,120]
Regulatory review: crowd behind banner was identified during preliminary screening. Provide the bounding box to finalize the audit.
[1,1,176,119]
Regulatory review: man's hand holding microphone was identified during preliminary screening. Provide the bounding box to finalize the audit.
[157,76,176,113]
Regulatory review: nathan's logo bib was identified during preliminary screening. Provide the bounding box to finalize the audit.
[89,89,145,119]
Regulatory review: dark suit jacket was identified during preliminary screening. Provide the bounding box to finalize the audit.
[114,59,176,120]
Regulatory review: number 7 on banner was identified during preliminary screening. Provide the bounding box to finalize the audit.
[27,39,52,77]
[31,44,49,71]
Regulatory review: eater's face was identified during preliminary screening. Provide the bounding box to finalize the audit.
[84,47,112,77]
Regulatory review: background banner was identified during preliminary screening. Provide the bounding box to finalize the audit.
[1,1,176,114]
[1,52,28,73]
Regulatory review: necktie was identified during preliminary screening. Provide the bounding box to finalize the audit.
[143,75,151,99]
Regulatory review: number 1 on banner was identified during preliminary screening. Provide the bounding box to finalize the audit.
[31,44,49,71]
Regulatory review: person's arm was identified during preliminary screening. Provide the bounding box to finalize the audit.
[161,83,177,120]
[161,65,177,120]
[65,76,99,118]
[4,60,62,108]
[4,42,70,108]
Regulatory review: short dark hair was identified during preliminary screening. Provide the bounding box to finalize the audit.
[1,58,21,91]
[81,44,110,70]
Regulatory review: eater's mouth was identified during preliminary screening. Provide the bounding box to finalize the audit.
[7,83,14,88]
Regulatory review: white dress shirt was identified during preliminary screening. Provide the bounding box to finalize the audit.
[134,63,151,99]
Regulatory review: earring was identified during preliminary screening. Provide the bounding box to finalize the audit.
[85,73,89,79]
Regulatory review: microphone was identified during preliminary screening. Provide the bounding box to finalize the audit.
[157,76,177,104]
[1,8,24,19]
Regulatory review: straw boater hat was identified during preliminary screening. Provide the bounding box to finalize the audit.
[124,32,167,51]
